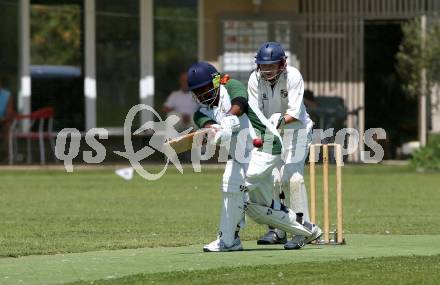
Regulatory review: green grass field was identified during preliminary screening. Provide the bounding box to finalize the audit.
[67,255,440,285]
[0,164,439,284]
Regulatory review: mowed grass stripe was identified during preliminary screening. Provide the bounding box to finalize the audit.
[1,234,440,285]
[67,254,440,285]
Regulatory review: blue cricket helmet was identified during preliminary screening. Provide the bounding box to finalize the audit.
[255,42,286,64]
[187,62,220,91]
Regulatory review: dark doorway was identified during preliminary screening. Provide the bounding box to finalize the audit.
[364,21,418,159]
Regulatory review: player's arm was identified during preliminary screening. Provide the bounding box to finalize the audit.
[202,122,216,128]
[193,109,231,145]
[247,71,264,110]
[268,74,304,129]
[227,79,248,116]
[282,114,298,125]
[228,102,245,117]
[281,72,305,127]
[220,78,249,131]
[193,110,216,129]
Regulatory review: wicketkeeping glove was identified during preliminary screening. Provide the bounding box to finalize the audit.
[269,113,286,129]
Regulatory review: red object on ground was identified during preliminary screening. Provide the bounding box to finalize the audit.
[253,137,263,147]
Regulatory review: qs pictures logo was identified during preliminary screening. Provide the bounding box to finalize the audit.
[55,104,192,180]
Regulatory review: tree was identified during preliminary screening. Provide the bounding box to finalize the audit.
[396,17,440,107]
[397,17,440,170]
[31,4,81,66]
[396,19,423,99]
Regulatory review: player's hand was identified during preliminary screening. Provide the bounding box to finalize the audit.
[269,113,284,128]
[209,123,221,131]
[213,129,232,145]
[268,113,281,127]
[206,124,224,145]
[276,116,286,129]
[220,115,240,132]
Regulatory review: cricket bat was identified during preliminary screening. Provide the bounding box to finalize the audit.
[164,128,211,154]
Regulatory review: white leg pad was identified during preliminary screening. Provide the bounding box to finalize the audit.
[272,167,286,237]
[283,172,310,222]
[219,191,246,247]
[218,160,247,247]
[246,202,312,237]
[272,167,282,201]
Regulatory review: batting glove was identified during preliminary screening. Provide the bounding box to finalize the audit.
[213,129,232,146]
[220,115,240,133]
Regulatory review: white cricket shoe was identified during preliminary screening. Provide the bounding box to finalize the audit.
[284,224,323,250]
[203,237,243,252]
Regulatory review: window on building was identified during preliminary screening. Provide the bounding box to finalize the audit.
[221,19,294,83]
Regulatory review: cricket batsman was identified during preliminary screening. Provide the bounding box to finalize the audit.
[248,42,317,249]
[187,61,322,252]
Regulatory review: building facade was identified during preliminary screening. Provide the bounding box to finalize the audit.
[2,0,440,161]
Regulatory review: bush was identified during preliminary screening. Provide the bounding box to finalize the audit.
[410,134,440,171]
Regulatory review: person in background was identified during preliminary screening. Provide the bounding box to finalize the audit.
[0,77,15,162]
[163,72,199,132]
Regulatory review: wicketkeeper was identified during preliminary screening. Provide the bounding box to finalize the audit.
[187,61,322,252]
[248,42,317,249]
